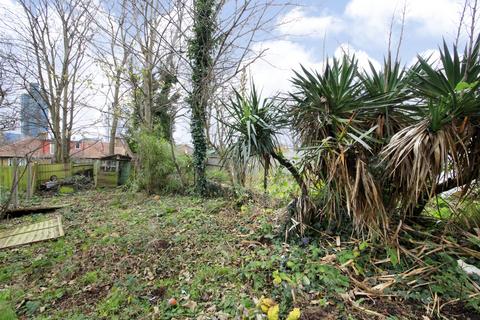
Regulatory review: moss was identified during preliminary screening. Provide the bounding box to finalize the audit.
[59,186,75,194]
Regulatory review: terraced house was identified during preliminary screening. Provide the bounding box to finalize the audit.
[0,136,132,166]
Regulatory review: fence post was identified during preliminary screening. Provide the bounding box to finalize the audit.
[94,160,99,188]
[32,162,38,192]
[12,158,19,209]
[26,163,33,200]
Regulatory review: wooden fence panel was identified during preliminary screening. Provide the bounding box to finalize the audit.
[1,161,126,191]
[0,166,28,192]
[36,163,72,183]
[72,164,93,175]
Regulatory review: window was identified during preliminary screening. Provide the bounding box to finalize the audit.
[7,158,26,166]
[75,141,80,149]
[49,143,55,155]
[101,160,117,172]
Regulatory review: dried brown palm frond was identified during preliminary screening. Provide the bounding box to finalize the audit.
[292,194,317,235]
[381,119,473,212]
[350,158,387,231]
[302,138,387,234]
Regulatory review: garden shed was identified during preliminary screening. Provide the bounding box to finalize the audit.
[97,154,132,187]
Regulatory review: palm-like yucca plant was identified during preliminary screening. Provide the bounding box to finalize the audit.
[224,85,308,197]
[224,85,278,186]
[360,60,419,142]
[291,57,368,145]
[290,57,389,232]
[381,38,480,212]
[223,38,480,235]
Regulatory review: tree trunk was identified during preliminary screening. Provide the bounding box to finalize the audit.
[191,114,208,194]
[271,151,308,198]
[62,86,69,163]
[263,154,270,193]
[109,72,122,155]
[168,138,187,188]
[52,111,62,163]
[189,0,216,196]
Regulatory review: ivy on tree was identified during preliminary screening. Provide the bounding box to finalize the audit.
[188,0,216,196]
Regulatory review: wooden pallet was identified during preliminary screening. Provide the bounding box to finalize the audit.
[0,216,64,249]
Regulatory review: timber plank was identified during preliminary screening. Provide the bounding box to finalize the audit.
[0,216,64,249]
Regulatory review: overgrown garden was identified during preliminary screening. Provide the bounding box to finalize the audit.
[1,0,480,319]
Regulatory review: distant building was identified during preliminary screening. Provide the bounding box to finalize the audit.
[20,83,49,137]
[3,132,23,143]
[176,144,194,155]
[0,136,132,166]
[70,138,133,163]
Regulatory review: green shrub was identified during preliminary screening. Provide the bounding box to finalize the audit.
[134,131,192,193]
[267,167,299,203]
[206,167,231,184]
[172,153,194,189]
[135,132,174,192]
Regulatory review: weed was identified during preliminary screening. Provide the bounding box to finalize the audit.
[24,300,41,316]
[81,271,99,285]
[0,301,17,320]
[59,186,75,194]
[96,287,128,318]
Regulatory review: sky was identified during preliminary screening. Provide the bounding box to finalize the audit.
[0,0,472,144]
[250,0,467,96]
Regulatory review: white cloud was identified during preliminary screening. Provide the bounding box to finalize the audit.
[345,0,462,44]
[334,43,382,71]
[409,48,442,68]
[249,41,381,97]
[277,8,344,38]
[249,40,324,96]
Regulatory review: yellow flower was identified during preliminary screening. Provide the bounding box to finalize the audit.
[286,308,301,320]
[260,304,269,313]
[260,298,276,313]
[267,304,279,320]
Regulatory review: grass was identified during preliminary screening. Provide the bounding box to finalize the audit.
[0,189,479,319]
[0,190,262,319]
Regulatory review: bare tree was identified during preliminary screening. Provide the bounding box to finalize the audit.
[119,0,189,185]
[94,1,134,155]
[1,0,97,163]
[463,0,479,79]
[0,55,17,132]
[125,0,187,130]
